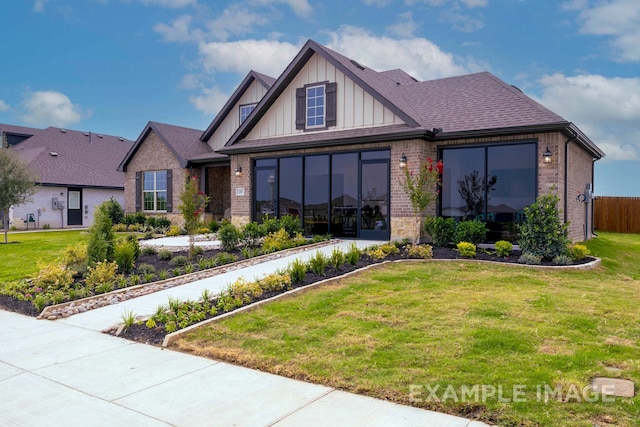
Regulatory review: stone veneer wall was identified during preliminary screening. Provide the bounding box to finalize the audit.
[228,131,596,242]
[123,129,186,226]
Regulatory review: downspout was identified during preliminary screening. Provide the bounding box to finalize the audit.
[563,128,579,224]
[591,158,597,237]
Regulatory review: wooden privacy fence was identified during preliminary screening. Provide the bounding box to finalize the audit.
[594,196,640,234]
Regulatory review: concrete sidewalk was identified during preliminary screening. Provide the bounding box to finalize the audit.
[0,309,489,426]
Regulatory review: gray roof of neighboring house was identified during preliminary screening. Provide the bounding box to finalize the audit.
[7,125,134,188]
[118,121,226,172]
[199,70,276,143]
[222,39,604,159]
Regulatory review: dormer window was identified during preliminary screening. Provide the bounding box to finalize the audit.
[239,103,256,123]
[296,82,337,131]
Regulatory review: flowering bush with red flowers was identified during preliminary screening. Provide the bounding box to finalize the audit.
[178,171,210,258]
[400,157,443,243]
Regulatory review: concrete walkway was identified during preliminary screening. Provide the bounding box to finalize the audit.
[1,239,491,426]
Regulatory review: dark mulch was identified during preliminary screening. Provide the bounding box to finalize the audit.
[0,294,40,317]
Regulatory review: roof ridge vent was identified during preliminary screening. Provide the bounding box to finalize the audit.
[83,132,90,136]
[97,134,103,138]
[350,59,365,70]
[118,137,124,141]
[59,129,67,133]
[49,151,58,156]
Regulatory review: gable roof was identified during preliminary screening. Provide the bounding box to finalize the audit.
[118,121,225,172]
[8,126,134,188]
[221,39,604,159]
[199,70,276,143]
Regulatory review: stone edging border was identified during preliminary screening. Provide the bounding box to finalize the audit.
[159,256,601,347]
[38,239,339,321]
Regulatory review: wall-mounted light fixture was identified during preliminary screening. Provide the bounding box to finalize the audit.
[399,153,407,169]
[543,147,552,164]
[235,165,242,177]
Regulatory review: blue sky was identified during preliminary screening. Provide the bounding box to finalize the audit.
[1,0,639,195]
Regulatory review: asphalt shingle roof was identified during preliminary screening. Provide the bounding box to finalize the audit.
[7,125,134,188]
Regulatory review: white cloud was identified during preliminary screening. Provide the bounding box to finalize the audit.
[250,0,313,17]
[386,12,418,38]
[204,4,269,41]
[326,26,472,80]
[33,0,49,12]
[20,90,89,127]
[363,0,390,5]
[198,39,299,76]
[153,15,195,42]
[0,100,10,113]
[407,0,487,7]
[188,86,230,115]
[138,0,197,8]
[440,8,484,32]
[535,73,640,161]
[572,0,640,62]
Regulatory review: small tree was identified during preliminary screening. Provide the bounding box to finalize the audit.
[517,188,569,260]
[400,157,443,243]
[178,171,209,259]
[0,149,37,243]
[87,201,116,266]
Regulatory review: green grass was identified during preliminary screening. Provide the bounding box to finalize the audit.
[178,232,640,427]
[0,230,87,282]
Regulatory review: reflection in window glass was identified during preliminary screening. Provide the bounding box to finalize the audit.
[441,147,485,221]
[279,157,303,222]
[304,155,329,235]
[143,170,167,211]
[331,153,358,237]
[254,165,277,223]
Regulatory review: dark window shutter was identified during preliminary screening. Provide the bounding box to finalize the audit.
[326,82,337,127]
[166,169,173,213]
[135,172,142,212]
[295,87,306,130]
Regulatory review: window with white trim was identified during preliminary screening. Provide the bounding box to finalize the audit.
[239,104,256,123]
[306,85,325,128]
[143,170,167,211]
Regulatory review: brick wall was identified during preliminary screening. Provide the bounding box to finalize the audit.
[566,142,594,242]
[207,165,231,219]
[123,130,185,225]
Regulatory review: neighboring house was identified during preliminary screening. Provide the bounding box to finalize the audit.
[118,71,275,226]
[218,40,604,242]
[0,124,133,229]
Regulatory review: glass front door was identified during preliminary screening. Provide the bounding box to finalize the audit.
[360,160,389,240]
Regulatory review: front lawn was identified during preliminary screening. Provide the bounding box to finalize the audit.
[176,232,640,426]
[0,230,86,282]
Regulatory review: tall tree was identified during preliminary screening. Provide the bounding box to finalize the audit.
[0,149,37,243]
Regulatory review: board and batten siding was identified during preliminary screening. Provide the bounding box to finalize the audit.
[208,80,270,150]
[245,53,404,141]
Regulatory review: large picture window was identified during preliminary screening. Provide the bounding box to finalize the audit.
[143,170,167,211]
[441,142,536,241]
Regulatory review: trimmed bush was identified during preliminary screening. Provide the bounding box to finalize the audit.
[494,240,513,257]
[456,241,476,258]
[308,251,329,275]
[218,221,241,251]
[262,229,292,253]
[518,253,542,265]
[424,216,456,247]
[345,243,361,265]
[61,243,87,268]
[87,203,116,265]
[242,221,262,248]
[85,261,118,290]
[208,219,220,233]
[289,258,307,283]
[102,197,124,225]
[568,244,590,261]
[32,262,75,290]
[552,255,573,265]
[455,220,487,245]
[166,225,181,237]
[405,244,433,259]
[517,190,569,260]
[158,249,172,260]
[114,240,136,273]
[170,256,189,267]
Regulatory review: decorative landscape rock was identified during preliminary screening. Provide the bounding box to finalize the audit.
[591,377,635,398]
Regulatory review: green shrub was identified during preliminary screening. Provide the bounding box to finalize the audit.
[262,229,292,253]
[170,256,189,267]
[494,240,513,257]
[259,216,280,236]
[124,234,140,258]
[289,258,307,283]
[277,215,302,238]
[346,243,361,265]
[154,216,172,229]
[112,223,128,232]
[216,252,237,265]
[114,240,136,273]
[191,246,204,256]
[552,255,573,265]
[405,244,433,259]
[42,223,51,230]
[32,262,75,290]
[102,197,124,225]
[218,221,241,251]
[568,244,590,261]
[124,212,146,225]
[87,203,116,265]
[517,190,569,260]
[424,216,456,247]
[208,219,220,233]
[137,263,156,275]
[141,246,158,256]
[308,251,329,275]
[367,247,387,261]
[259,273,292,292]
[242,221,262,248]
[518,252,543,265]
[158,249,172,260]
[166,225,181,237]
[129,274,141,286]
[330,247,345,269]
[85,261,118,289]
[456,241,476,258]
[455,220,487,245]
[61,243,87,268]
[228,277,263,303]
